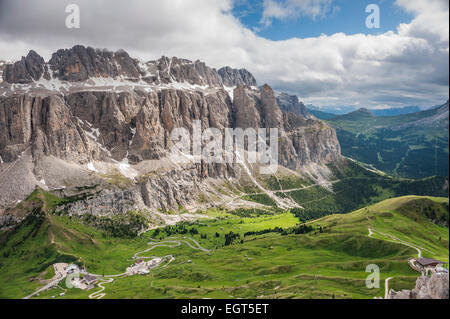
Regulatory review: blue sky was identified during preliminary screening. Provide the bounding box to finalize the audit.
[233,0,414,40]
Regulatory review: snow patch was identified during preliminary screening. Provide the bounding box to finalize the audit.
[87,162,97,172]
[36,77,70,92]
[129,127,136,146]
[167,80,208,92]
[77,118,113,157]
[117,152,138,180]
[224,86,236,102]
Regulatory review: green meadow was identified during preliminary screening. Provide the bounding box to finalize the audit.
[0,190,447,299]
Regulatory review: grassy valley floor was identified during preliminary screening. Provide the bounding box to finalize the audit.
[0,194,447,299]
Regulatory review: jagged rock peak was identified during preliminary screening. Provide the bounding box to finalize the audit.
[2,45,261,90]
[218,66,257,87]
[276,91,311,119]
[2,45,229,88]
[3,50,49,84]
[2,45,142,83]
[142,56,223,87]
[260,84,283,128]
[49,45,142,82]
[0,60,6,84]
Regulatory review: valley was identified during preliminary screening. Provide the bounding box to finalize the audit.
[321,103,449,179]
[0,181,447,299]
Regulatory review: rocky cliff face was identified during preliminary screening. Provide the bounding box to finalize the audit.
[218,66,257,87]
[49,46,142,82]
[3,50,50,84]
[146,56,224,87]
[231,85,340,170]
[387,273,449,299]
[276,92,312,119]
[0,45,341,220]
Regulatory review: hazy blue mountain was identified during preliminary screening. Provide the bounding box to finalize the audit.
[307,104,357,115]
[371,106,421,116]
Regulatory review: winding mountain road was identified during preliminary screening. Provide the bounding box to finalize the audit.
[367,227,432,258]
[25,235,208,299]
[23,276,64,299]
[367,227,435,298]
[134,236,210,259]
[89,278,114,299]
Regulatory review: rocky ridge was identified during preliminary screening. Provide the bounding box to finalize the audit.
[276,91,312,119]
[0,45,341,225]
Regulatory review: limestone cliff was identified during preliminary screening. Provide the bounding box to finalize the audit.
[0,45,342,221]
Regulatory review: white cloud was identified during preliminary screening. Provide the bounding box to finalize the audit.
[0,0,448,108]
[396,0,449,42]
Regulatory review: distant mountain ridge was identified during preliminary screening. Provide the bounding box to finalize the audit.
[330,101,449,130]
[372,106,421,116]
[326,101,449,179]
[308,105,435,120]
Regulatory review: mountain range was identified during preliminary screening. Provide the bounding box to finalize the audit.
[0,46,448,300]
[1,45,448,225]
[0,45,342,226]
[308,105,434,119]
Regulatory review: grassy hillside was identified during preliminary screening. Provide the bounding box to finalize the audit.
[307,108,336,120]
[255,160,449,221]
[325,102,449,179]
[0,191,447,299]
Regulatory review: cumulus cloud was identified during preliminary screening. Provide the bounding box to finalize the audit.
[396,0,449,43]
[0,0,448,108]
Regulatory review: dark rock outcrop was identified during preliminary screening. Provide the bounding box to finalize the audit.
[49,45,142,81]
[218,66,257,87]
[260,84,283,128]
[3,50,50,84]
[276,92,311,119]
[144,56,223,87]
